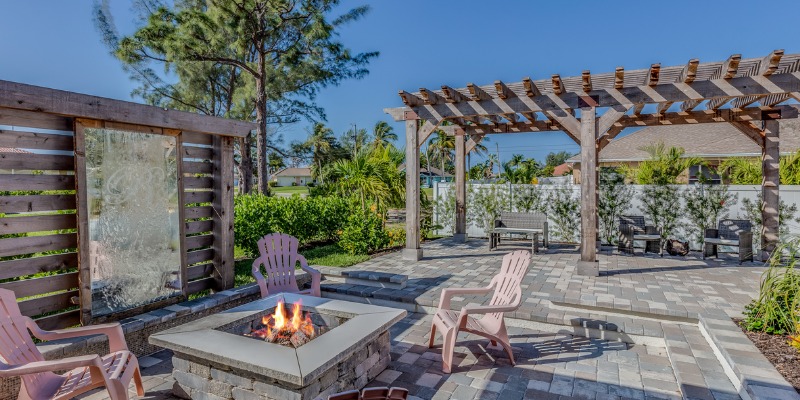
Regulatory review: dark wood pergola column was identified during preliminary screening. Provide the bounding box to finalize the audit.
[453,126,467,242]
[578,107,599,276]
[403,120,423,261]
[761,119,780,260]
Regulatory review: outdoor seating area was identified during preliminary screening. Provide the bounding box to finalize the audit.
[3,4,800,399]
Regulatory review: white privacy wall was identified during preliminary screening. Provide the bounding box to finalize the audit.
[432,182,800,242]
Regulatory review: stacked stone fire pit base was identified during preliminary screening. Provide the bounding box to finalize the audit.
[150,293,405,400]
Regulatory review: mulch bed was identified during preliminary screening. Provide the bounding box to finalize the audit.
[736,320,800,394]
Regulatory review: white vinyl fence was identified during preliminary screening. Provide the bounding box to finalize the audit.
[432,182,800,247]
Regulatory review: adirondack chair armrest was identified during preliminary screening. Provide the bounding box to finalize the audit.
[297,255,321,297]
[438,287,493,310]
[0,354,101,377]
[460,302,518,316]
[26,318,130,353]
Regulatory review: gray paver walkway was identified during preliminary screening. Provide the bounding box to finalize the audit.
[320,238,765,321]
[77,313,684,400]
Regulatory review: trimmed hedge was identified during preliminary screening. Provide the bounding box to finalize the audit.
[234,194,350,257]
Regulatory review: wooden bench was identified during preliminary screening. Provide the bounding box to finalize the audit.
[704,219,753,264]
[489,211,548,253]
[618,215,661,255]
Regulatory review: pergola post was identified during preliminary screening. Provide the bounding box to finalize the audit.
[761,119,780,260]
[578,107,599,276]
[403,120,423,261]
[453,126,467,242]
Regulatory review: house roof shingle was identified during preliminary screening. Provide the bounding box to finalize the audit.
[568,120,800,163]
[274,167,312,177]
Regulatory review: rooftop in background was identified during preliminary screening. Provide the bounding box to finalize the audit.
[568,120,800,163]
[274,167,312,177]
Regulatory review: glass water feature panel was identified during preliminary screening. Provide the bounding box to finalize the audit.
[84,128,182,317]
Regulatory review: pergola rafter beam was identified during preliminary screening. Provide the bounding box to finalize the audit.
[523,77,541,97]
[441,85,467,103]
[494,80,515,99]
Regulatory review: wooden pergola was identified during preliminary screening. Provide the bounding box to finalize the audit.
[385,50,800,275]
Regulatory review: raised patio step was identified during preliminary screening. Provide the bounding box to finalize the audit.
[318,267,408,289]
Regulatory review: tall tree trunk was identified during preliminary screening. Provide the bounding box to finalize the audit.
[254,65,270,195]
[238,133,254,194]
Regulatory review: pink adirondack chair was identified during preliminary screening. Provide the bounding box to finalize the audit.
[0,289,143,400]
[429,250,531,373]
[252,233,321,298]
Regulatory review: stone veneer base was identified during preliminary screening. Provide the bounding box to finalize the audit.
[150,293,406,400]
[171,330,391,400]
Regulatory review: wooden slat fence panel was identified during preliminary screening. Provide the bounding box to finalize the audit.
[185,176,214,190]
[183,161,213,175]
[183,146,213,160]
[0,272,78,298]
[0,129,74,151]
[0,233,77,258]
[0,214,76,235]
[186,220,213,235]
[182,131,214,146]
[0,195,76,213]
[0,174,75,191]
[187,277,214,294]
[0,114,79,329]
[185,191,213,205]
[187,248,214,265]
[0,153,73,170]
[0,253,78,281]
[17,290,76,316]
[187,263,214,280]
[186,234,214,250]
[185,206,214,220]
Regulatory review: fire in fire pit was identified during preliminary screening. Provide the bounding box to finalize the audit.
[247,300,322,348]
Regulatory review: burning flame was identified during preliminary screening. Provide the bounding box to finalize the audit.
[251,300,316,346]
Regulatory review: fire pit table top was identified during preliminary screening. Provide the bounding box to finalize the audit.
[149,293,406,386]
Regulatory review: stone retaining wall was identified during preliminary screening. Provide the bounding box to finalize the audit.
[172,331,391,400]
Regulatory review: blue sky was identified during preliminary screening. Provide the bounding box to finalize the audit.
[1,1,799,164]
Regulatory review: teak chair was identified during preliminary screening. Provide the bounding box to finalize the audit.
[0,289,143,400]
[252,233,321,298]
[429,250,531,373]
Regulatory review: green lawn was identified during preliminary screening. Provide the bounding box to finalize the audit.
[271,186,309,195]
[422,187,433,199]
[234,243,369,287]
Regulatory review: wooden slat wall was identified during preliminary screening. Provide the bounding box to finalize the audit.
[0,109,239,326]
[181,132,216,295]
[0,109,79,328]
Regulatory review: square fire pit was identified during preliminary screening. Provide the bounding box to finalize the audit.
[150,293,406,400]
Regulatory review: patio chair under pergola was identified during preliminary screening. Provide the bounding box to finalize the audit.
[385,50,800,275]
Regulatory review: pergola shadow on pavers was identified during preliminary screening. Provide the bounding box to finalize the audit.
[385,50,800,272]
[319,238,800,400]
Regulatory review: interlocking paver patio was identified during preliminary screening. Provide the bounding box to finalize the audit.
[75,238,800,400]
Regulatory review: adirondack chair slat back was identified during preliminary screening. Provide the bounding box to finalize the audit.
[486,250,531,323]
[0,289,53,393]
[253,233,301,294]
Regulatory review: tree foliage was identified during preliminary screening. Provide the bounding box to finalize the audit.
[104,0,377,194]
[597,169,632,245]
[626,143,701,184]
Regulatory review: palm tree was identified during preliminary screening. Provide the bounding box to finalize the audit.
[509,154,525,167]
[328,147,403,211]
[486,153,500,178]
[467,135,489,172]
[428,130,455,180]
[372,121,398,148]
[500,161,520,183]
[304,123,334,182]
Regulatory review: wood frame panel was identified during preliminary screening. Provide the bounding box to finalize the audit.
[74,119,187,325]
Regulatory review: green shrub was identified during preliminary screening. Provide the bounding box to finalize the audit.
[386,226,406,248]
[547,185,580,243]
[339,206,389,255]
[233,194,350,257]
[744,238,800,335]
